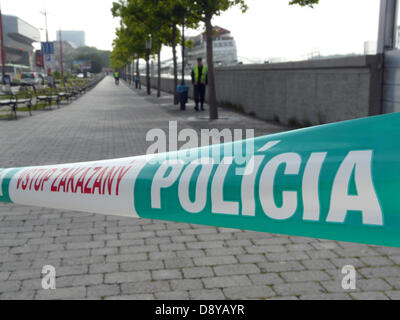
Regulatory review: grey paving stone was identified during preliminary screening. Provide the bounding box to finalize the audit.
[170,279,204,291]
[89,263,119,274]
[214,264,260,276]
[383,277,400,289]
[249,273,284,285]
[193,256,237,267]
[223,286,276,299]
[0,290,36,300]
[202,275,252,289]
[183,267,214,279]
[152,269,182,280]
[360,256,395,267]
[357,279,393,291]
[149,251,177,260]
[0,272,10,281]
[280,270,331,282]
[105,271,151,284]
[121,281,170,294]
[120,260,164,272]
[164,258,194,269]
[155,291,189,300]
[0,281,21,292]
[359,267,400,279]
[87,284,120,298]
[300,293,352,300]
[36,287,87,300]
[237,254,267,264]
[189,289,226,300]
[384,291,400,300]
[350,292,389,300]
[320,280,356,293]
[266,251,309,262]
[273,282,326,296]
[301,259,337,270]
[106,254,148,263]
[205,247,245,256]
[57,274,104,288]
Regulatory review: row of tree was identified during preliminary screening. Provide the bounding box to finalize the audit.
[64,46,110,74]
[110,0,318,120]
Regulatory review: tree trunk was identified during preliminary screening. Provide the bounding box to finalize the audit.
[172,23,179,104]
[136,58,141,89]
[157,49,161,98]
[205,15,218,120]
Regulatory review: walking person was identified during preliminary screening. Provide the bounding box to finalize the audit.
[114,71,120,85]
[191,58,208,112]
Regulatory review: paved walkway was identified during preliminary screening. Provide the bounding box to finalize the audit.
[0,76,399,300]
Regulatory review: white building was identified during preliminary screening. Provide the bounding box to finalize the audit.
[1,15,41,69]
[185,26,238,69]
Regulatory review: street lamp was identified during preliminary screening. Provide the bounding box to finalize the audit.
[0,2,7,85]
[177,15,189,111]
[146,35,152,95]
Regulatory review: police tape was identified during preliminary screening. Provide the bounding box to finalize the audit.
[1,113,399,247]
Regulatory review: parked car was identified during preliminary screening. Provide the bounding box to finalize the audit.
[20,72,45,86]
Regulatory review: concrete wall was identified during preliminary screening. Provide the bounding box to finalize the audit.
[145,55,383,126]
[383,50,400,113]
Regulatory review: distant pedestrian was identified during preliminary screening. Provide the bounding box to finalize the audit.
[135,76,140,89]
[191,58,208,112]
[114,71,120,85]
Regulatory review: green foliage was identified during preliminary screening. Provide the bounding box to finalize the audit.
[52,70,61,80]
[190,0,248,19]
[73,46,110,73]
[289,0,319,7]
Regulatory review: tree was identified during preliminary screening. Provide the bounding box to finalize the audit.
[111,0,149,86]
[73,46,110,73]
[186,0,318,120]
[289,0,319,7]
[187,1,248,120]
[111,0,198,101]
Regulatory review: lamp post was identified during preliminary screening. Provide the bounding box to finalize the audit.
[59,28,64,86]
[177,15,189,111]
[0,2,6,84]
[181,17,185,85]
[377,0,399,53]
[146,35,152,95]
[40,9,51,77]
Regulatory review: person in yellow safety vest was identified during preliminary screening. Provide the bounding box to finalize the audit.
[191,57,208,112]
[114,71,120,80]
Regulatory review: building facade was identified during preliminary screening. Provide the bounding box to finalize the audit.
[56,30,85,48]
[1,15,41,69]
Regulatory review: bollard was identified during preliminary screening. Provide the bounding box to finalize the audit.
[177,84,189,111]
[1,113,400,247]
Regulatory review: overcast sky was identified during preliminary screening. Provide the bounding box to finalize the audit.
[2,0,382,62]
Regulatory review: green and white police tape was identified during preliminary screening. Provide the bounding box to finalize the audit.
[1,113,399,247]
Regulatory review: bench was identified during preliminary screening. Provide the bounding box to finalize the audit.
[0,88,17,119]
[14,89,33,117]
[56,85,73,104]
[33,86,60,109]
